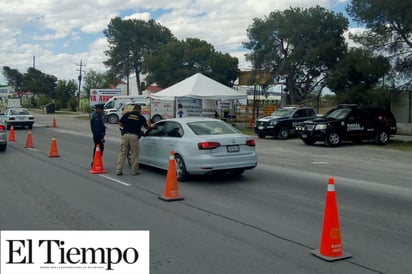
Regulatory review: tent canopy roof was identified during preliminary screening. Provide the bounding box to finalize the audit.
[151,73,246,100]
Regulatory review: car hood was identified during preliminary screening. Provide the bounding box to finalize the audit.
[257,115,284,122]
[302,117,328,124]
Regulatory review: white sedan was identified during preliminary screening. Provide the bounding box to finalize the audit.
[139,117,257,181]
[1,108,35,129]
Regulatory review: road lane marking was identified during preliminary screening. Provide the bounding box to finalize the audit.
[312,161,329,165]
[98,174,131,186]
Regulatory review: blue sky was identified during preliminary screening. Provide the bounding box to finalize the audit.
[0,0,354,86]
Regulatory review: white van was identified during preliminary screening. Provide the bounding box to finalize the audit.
[104,96,148,123]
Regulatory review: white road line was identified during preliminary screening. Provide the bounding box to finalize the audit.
[98,174,131,186]
[312,161,329,165]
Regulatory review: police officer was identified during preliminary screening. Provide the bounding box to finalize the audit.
[90,104,106,166]
[116,104,149,175]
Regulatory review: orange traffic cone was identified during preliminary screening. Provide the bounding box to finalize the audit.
[25,130,35,148]
[89,144,106,174]
[311,177,351,261]
[52,117,57,128]
[48,136,60,157]
[8,125,16,142]
[159,150,184,202]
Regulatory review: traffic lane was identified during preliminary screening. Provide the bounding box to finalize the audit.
[6,126,412,273]
[256,137,412,188]
[1,138,369,274]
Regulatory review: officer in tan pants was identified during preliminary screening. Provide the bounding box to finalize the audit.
[116,105,149,175]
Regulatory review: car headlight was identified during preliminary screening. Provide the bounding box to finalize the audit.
[269,120,278,125]
[315,124,327,130]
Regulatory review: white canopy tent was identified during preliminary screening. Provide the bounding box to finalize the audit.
[150,73,246,100]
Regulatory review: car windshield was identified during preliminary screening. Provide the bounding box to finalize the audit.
[325,108,351,119]
[270,108,295,118]
[188,121,240,135]
[104,101,114,109]
[10,109,30,115]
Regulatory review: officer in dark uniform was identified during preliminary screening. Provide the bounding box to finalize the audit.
[116,104,149,175]
[90,104,106,166]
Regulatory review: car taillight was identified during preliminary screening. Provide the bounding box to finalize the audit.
[0,125,5,131]
[246,139,256,146]
[198,142,221,150]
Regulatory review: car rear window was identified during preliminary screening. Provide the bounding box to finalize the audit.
[188,121,240,135]
[10,109,30,115]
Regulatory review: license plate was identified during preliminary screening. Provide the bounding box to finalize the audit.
[227,145,240,153]
[258,126,263,130]
[18,117,25,120]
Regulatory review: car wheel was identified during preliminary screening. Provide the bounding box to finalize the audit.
[258,133,266,139]
[375,130,389,145]
[0,144,6,152]
[302,138,316,145]
[151,114,162,123]
[325,132,341,147]
[175,154,189,181]
[108,115,119,124]
[278,127,289,140]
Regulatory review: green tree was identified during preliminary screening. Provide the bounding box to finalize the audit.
[82,70,114,97]
[144,38,239,87]
[327,48,390,105]
[244,6,348,104]
[347,0,412,88]
[2,66,23,91]
[22,68,57,97]
[103,17,175,95]
[55,79,77,109]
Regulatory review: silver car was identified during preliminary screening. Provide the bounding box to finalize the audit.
[0,122,7,151]
[139,117,257,180]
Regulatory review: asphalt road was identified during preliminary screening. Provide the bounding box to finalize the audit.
[0,113,411,274]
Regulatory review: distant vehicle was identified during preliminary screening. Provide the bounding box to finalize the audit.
[0,121,7,151]
[254,106,317,139]
[140,117,258,181]
[149,97,174,123]
[104,96,148,124]
[0,108,35,129]
[296,104,397,147]
[121,101,151,122]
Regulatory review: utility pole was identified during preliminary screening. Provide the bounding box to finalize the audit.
[75,60,86,111]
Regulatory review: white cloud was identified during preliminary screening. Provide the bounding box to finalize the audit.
[0,0,350,85]
[124,12,151,21]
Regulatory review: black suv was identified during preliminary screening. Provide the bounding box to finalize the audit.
[296,105,397,147]
[254,106,317,139]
